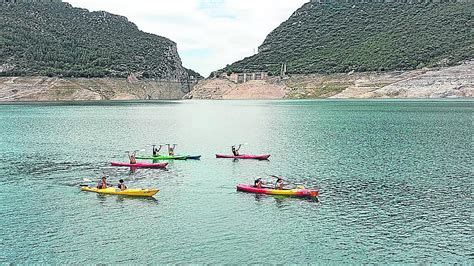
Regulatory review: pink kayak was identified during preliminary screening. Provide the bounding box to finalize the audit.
[110,162,168,169]
[237,184,318,198]
[215,154,271,160]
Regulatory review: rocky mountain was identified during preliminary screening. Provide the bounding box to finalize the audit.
[0,1,202,81]
[220,0,473,76]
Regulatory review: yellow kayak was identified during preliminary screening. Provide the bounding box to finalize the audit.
[81,186,159,197]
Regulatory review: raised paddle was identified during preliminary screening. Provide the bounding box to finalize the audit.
[233,143,248,146]
[267,174,292,184]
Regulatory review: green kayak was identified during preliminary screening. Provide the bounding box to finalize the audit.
[136,155,201,160]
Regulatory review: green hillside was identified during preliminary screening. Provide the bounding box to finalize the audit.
[0,2,201,79]
[223,1,473,76]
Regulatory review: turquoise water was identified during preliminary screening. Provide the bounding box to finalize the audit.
[0,100,472,264]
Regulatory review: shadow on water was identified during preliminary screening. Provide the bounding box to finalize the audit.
[93,193,159,204]
[252,193,320,205]
[231,158,271,163]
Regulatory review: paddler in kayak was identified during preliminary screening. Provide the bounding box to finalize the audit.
[167,144,176,156]
[96,176,110,189]
[232,144,242,156]
[152,145,162,157]
[117,179,127,191]
[254,177,263,188]
[275,177,285,190]
[128,151,137,164]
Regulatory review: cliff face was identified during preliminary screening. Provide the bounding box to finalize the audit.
[221,1,473,76]
[0,1,203,101]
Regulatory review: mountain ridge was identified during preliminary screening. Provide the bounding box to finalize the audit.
[219,1,473,76]
[0,1,202,81]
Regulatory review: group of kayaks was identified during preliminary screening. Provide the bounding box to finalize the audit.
[81,145,318,199]
[109,154,271,169]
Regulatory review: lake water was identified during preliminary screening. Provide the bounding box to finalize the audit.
[0,100,472,264]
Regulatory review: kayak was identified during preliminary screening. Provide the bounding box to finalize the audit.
[216,154,271,160]
[236,184,318,198]
[135,155,194,160]
[111,162,168,168]
[81,187,159,197]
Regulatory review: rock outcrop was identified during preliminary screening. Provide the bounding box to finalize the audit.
[0,77,190,101]
[186,61,473,99]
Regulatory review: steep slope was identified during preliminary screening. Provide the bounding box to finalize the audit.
[0,1,201,81]
[222,1,473,76]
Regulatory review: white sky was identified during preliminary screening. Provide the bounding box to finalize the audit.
[66,0,308,76]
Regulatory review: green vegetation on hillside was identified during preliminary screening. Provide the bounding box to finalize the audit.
[224,2,473,75]
[0,2,202,79]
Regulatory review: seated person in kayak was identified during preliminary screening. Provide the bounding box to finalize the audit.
[117,179,127,191]
[96,176,110,189]
[129,152,137,164]
[232,144,242,156]
[168,144,176,156]
[152,145,162,157]
[254,177,263,188]
[275,177,285,190]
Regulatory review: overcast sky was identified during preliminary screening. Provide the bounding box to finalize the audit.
[66,0,308,76]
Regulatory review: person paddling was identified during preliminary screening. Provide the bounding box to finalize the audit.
[96,176,109,189]
[254,177,263,188]
[232,144,242,156]
[152,145,162,157]
[128,151,137,164]
[117,179,127,191]
[275,177,284,190]
[168,144,176,156]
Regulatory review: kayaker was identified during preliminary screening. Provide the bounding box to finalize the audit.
[232,144,241,156]
[117,179,127,191]
[254,177,263,188]
[152,145,162,157]
[275,177,284,190]
[96,176,109,189]
[168,144,176,156]
[129,152,137,164]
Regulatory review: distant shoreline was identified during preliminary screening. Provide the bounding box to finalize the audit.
[1,61,472,102]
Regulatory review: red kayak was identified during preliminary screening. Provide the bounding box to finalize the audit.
[237,184,318,198]
[215,154,271,160]
[110,162,168,169]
